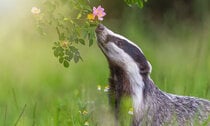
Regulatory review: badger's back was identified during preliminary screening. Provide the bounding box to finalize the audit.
[170,94,210,125]
[138,77,210,126]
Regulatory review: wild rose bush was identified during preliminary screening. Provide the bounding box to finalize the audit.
[32,0,146,68]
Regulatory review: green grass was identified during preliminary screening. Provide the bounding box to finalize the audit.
[0,7,210,126]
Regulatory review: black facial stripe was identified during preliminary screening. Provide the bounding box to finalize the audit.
[108,35,150,74]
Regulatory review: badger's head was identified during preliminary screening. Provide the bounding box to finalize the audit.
[95,24,152,76]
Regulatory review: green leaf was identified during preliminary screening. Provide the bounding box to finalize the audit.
[57,47,64,52]
[56,47,64,57]
[76,13,82,19]
[90,23,97,27]
[63,60,69,68]
[54,50,59,57]
[79,56,83,61]
[59,57,64,63]
[54,41,59,46]
[89,38,93,47]
[65,50,74,61]
[59,33,65,41]
[124,0,146,8]
[64,56,71,61]
[74,38,79,44]
[63,17,69,21]
[78,39,85,45]
[69,53,74,60]
[52,46,56,50]
[82,30,88,38]
[137,0,144,8]
[59,52,64,57]
[69,46,78,52]
[89,30,95,38]
[74,55,79,63]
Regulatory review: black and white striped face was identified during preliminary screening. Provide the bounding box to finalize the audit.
[95,24,152,75]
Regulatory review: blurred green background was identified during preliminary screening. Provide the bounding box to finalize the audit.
[0,0,210,125]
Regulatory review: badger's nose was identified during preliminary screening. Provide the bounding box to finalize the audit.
[95,24,105,33]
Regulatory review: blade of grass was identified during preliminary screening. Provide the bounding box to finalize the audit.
[4,105,7,126]
[12,88,19,110]
[14,104,27,126]
[32,103,37,126]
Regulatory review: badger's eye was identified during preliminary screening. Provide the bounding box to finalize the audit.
[115,40,123,48]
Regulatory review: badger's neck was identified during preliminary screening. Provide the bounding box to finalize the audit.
[108,60,156,104]
[127,72,167,122]
[109,61,166,119]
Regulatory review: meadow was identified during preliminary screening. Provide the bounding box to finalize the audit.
[0,1,210,126]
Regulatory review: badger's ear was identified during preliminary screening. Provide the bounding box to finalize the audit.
[147,61,152,74]
[139,61,152,75]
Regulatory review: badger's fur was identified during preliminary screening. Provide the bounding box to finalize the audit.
[95,24,210,126]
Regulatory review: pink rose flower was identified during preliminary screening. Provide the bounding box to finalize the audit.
[93,5,106,21]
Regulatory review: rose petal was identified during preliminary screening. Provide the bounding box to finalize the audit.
[93,7,96,10]
[98,17,103,21]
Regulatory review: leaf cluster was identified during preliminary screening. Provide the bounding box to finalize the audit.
[33,0,98,68]
[124,0,147,8]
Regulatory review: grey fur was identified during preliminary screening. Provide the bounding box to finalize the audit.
[136,77,210,126]
[95,24,210,126]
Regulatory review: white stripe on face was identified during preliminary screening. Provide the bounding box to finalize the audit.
[97,26,151,74]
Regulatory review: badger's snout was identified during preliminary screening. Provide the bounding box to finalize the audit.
[95,24,105,33]
[95,24,109,44]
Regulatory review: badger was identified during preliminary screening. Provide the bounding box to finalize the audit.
[95,24,210,126]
